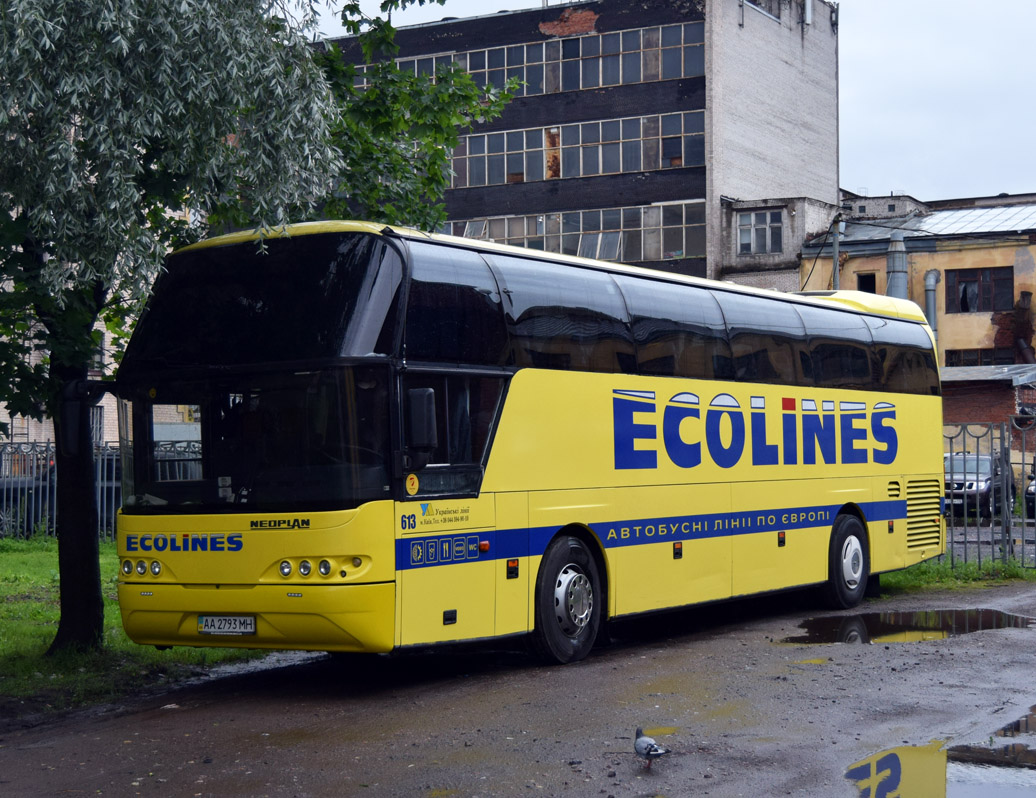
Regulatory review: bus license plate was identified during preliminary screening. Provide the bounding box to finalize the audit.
[197,615,256,635]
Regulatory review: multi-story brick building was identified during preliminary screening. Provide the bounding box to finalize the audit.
[329,0,840,286]
[2,0,842,446]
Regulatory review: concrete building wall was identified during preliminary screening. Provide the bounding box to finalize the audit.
[331,0,839,282]
[707,0,839,278]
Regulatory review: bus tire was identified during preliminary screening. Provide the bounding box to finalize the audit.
[824,514,869,609]
[533,535,601,665]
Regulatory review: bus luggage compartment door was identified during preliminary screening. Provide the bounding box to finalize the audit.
[396,496,496,646]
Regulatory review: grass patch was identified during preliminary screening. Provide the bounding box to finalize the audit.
[0,535,262,723]
[881,556,1036,595]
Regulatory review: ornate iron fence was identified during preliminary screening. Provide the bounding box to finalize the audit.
[943,418,1036,569]
[0,442,121,542]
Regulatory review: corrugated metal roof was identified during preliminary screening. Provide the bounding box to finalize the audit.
[838,203,1036,244]
[941,365,1036,386]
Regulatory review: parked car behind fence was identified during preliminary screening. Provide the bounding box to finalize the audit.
[0,442,121,540]
[944,451,1015,519]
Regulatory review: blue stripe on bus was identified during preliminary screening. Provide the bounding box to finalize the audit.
[395,500,909,570]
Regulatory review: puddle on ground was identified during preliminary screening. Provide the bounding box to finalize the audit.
[846,707,1036,797]
[640,725,679,737]
[948,705,1036,770]
[782,609,1035,645]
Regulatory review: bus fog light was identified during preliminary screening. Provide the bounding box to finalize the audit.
[122,560,133,575]
[279,560,292,577]
[299,560,312,577]
[352,557,362,568]
[136,560,147,575]
[318,560,331,576]
[150,561,162,576]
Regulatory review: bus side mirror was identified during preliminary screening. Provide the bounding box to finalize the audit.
[407,388,438,470]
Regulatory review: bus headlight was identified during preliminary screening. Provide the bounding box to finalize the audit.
[279,560,292,577]
[122,560,133,575]
[318,559,331,576]
[299,560,312,577]
[150,561,162,576]
[136,560,147,575]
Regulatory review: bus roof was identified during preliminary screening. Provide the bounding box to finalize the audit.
[177,220,930,326]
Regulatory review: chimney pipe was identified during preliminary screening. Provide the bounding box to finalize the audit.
[886,230,908,299]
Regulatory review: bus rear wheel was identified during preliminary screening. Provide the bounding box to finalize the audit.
[533,535,601,664]
[823,514,869,609]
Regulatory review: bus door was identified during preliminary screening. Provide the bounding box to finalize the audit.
[396,372,506,646]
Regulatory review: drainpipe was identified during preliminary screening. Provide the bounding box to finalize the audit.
[1019,291,1035,363]
[924,270,940,343]
[886,230,908,299]
[831,214,844,290]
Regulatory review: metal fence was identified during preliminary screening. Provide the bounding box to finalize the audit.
[943,418,1036,569]
[0,442,121,542]
[6,424,1036,568]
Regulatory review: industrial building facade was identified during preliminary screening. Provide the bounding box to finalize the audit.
[330,0,839,284]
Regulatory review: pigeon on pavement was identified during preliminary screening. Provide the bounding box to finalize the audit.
[634,727,670,768]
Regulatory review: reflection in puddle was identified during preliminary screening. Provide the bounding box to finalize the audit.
[947,763,1036,797]
[949,705,1036,769]
[783,609,1035,645]
[846,707,1036,797]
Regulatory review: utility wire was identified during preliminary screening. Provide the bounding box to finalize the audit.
[801,224,832,291]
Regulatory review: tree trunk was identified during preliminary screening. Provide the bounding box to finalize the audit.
[46,364,104,655]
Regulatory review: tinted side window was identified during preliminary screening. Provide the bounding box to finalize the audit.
[615,275,733,379]
[403,373,506,497]
[716,291,811,386]
[488,255,635,373]
[865,316,941,396]
[404,242,509,365]
[795,303,876,390]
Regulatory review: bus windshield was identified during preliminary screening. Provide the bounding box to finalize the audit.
[118,231,402,377]
[119,365,392,513]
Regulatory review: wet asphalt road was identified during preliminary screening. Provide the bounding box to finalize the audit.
[3,582,1036,797]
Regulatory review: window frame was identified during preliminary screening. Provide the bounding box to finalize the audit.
[738,210,784,255]
[945,267,1014,314]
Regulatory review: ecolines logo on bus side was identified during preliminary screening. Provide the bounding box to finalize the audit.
[612,390,898,470]
[125,533,244,553]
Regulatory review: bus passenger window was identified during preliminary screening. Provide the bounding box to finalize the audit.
[865,316,941,395]
[795,303,876,390]
[616,275,731,379]
[717,291,810,386]
[405,242,509,366]
[403,374,506,496]
[488,255,635,374]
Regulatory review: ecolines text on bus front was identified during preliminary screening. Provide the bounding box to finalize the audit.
[125,533,244,553]
[613,389,898,471]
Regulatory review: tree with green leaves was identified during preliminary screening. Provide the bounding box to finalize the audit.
[0,0,511,654]
[318,2,516,230]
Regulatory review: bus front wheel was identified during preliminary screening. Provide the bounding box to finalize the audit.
[824,514,869,609]
[533,535,601,664]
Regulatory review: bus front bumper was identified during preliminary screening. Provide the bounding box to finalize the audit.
[117,581,396,653]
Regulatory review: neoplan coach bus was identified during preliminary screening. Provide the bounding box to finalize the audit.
[114,221,944,664]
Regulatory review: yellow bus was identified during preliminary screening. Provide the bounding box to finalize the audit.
[114,221,944,664]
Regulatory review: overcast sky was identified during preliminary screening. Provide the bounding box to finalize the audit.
[319,1,1036,202]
